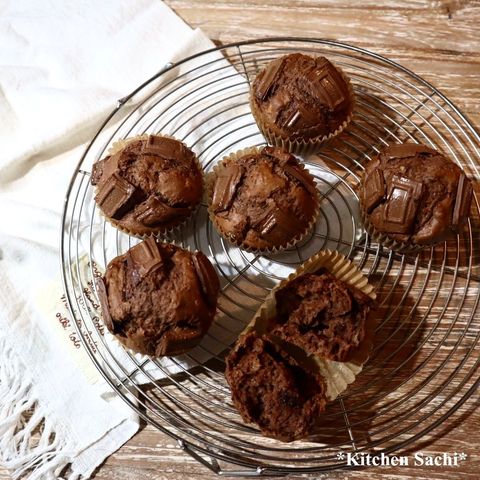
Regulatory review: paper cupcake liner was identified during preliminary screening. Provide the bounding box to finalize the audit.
[207,146,321,254]
[250,65,355,156]
[94,134,205,239]
[242,249,376,401]
[101,302,210,364]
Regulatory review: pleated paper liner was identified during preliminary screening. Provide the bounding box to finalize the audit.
[94,133,205,240]
[101,323,209,364]
[98,320,211,373]
[206,146,321,254]
[249,65,355,157]
[241,249,377,401]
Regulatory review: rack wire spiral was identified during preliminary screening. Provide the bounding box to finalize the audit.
[61,38,480,475]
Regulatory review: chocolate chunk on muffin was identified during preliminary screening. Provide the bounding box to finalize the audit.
[269,269,373,362]
[225,332,327,442]
[91,135,203,236]
[209,146,319,251]
[359,143,473,252]
[250,53,354,154]
[97,238,220,357]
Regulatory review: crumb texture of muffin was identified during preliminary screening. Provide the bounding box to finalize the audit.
[225,332,327,442]
[360,143,473,248]
[91,135,203,236]
[251,53,353,142]
[225,251,376,441]
[97,238,219,357]
[270,269,373,362]
[210,146,319,251]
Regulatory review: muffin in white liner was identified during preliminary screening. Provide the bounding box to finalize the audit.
[207,145,320,253]
[250,53,354,156]
[91,134,204,238]
[96,237,220,359]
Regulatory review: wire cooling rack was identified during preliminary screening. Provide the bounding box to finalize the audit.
[61,38,480,475]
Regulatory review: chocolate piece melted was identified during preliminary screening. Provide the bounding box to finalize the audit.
[252,206,305,244]
[127,237,164,280]
[452,174,473,229]
[363,168,385,213]
[94,173,137,219]
[361,143,473,245]
[91,135,202,235]
[192,252,220,307]
[254,57,285,101]
[382,175,423,234]
[142,135,184,158]
[96,276,115,333]
[251,53,352,139]
[135,196,190,226]
[100,240,220,357]
[305,58,346,109]
[212,163,244,213]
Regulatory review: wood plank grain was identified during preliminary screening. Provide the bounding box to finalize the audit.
[165,1,480,53]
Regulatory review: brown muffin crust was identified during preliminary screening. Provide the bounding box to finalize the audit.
[225,332,327,442]
[270,269,373,362]
[97,238,220,357]
[360,143,473,247]
[91,135,203,236]
[210,146,319,251]
[251,53,352,141]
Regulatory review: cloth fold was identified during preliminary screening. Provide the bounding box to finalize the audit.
[0,0,196,182]
[0,1,217,478]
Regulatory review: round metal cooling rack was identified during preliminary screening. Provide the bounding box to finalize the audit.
[61,38,480,475]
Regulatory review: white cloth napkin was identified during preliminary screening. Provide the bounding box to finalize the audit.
[0,1,218,479]
[0,2,360,478]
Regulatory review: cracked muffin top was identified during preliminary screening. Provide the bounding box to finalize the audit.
[91,135,203,236]
[209,146,319,251]
[360,143,473,247]
[97,238,219,357]
[251,53,353,141]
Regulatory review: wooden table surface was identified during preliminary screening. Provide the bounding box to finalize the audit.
[2,1,479,479]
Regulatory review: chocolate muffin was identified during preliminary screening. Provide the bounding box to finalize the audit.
[225,332,327,442]
[250,53,354,154]
[269,269,373,362]
[359,143,473,252]
[209,146,319,251]
[97,238,220,357]
[91,135,203,236]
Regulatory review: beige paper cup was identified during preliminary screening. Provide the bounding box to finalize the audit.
[207,146,321,254]
[242,249,376,401]
[250,65,354,156]
[94,134,204,239]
